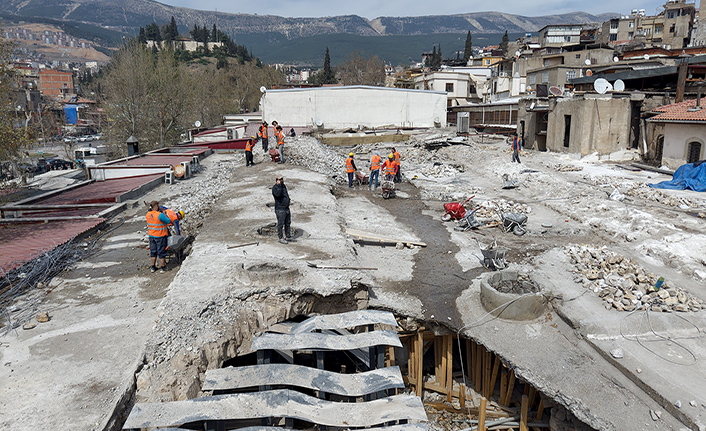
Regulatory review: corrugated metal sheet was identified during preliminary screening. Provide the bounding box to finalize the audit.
[0,218,104,273]
[117,155,194,166]
[41,175,162,205]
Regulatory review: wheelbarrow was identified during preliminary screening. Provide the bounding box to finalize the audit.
[475,237,507,270]
[442,195,475,221]
[166,235,190,264]
[268,149,280,163]
[354,170,369,186]
[381,175,395,199]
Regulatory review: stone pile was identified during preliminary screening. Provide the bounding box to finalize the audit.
[583,177,701,209]
[566,245,704,312]
[285,136,347,183]
[555,164,583,172]
[474,199,531,219]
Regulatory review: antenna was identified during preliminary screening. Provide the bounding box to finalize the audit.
[593,78,611,94]
[586,69,593,76]
[613,56,619,62]
[644,54,650,60]
[260,86,267,93]
[549,86,563,96]
[613,79,625,92]
[584,59,591,66]
[194,120,201,128]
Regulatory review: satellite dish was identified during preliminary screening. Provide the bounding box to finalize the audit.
[243,117,249,124]
[194,120,201,128]
[584,59,591,65]
[644,54,650,60]
[586,69,593,76]
[260,86,266,93]
[594,78,611,94]
[549,86,563,96]
[613,56,619,62]
[315,119,323,127]
[614,79,625,92]
[515,50,521,58]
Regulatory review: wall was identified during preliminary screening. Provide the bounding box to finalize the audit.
[261,86,448,129]
[661,122,706,168]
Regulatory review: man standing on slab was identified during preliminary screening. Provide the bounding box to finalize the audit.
[272,175,293,244]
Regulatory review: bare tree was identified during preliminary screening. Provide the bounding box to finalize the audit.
[337,51,385,86]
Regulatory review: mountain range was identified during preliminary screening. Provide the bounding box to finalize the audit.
[0,0,617,38]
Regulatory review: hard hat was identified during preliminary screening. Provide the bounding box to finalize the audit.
[349,152,354,157]
[178,210,185,219]
[251,135,256,140]
[388,154,394,159]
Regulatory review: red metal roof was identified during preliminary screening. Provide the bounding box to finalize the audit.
[650,99,706,123]
[40,174,163,205]
[112,155,194,167]
[0,218,104,273]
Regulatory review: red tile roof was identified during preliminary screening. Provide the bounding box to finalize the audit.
[0,219,104,273]
[649,99,706,123]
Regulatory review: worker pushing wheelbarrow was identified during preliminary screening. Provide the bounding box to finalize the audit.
[380,154,398,199]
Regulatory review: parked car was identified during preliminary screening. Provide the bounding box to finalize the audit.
[46,158,74,170]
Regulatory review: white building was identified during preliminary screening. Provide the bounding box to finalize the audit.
[413,68,490,105]
[260,86,447,129]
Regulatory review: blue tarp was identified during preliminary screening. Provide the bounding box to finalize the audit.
[64,104,78,125]
[649,162,706,192]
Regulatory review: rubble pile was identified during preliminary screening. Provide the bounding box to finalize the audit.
[555,164,583,172]
[474,199,531,219]
[165,159,240,236]
[566,245,704,312]
[583,177,701,209]
[285,136,346,182]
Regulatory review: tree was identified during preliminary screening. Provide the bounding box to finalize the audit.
[212,24,218,42]
[145,22,161,43]
[338,51,385,86]
[500,30,509,57]
[0,35,33,182]
[464,31,473,62]
[161,17,179,44]
[429,45,442,70]
[138,27,146,44]
[317,47,336,84]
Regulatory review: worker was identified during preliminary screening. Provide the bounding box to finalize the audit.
[391,147,401,182]
[368,151,381,190]
[146,200,171,273]
[511,134,522,163]
[345,152,357,188]
[258,121,269,152]
[382,154,397,181]
[275,125,285,163]
[159,205,184,235]
[272,175,293,244]
[245,135,256,167]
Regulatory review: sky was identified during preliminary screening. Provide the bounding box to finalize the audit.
[160,0,669,19]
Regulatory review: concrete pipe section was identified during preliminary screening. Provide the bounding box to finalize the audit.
[479,271,546,320]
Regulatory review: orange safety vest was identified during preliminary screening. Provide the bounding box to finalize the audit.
[164,208,179,226]
[276,130,285,147]
[258,125,268,139]
[146,211,168,237]
[383,159,396,176]
[393,151,400,164]
[346,157,355,173]
[512,136,522,151]
[370,154,381,171]
[245,139,255,152]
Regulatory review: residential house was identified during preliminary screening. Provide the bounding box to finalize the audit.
[38,69,74,98]
[646,98,706,168]
[413,69,488,106]
[538,24,600,49]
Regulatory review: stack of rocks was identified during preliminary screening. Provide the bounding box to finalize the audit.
[566,245,704,312]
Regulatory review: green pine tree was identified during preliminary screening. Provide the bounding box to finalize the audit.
[321,47,336,84]
[500,30,509,57]
[464,31,472,62]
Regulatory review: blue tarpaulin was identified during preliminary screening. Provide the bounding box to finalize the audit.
[64,104,78,125]
[649,161,706,192]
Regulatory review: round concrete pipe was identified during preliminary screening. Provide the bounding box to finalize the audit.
[480,271,545,321]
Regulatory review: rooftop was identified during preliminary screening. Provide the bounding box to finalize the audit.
[648,98,706,122]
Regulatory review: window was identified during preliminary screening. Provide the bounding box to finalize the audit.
[564,115,572,148]
[484,59,491,65]
[629,22,634,28]
[655,25,663,34]
[529,74,536,85]
[542,72,549,83]
[609,34,617,41]
[670,24,675,33]
[445,83,454,92]
[645,28,652,35]
[544,59,550,67]
[628,32,634,39]
[564,36,571,42]
[575,54,581,59]
[566,70,576,80]
[610,21,619,30]
[666,10,676,19]
[688,142,702,163]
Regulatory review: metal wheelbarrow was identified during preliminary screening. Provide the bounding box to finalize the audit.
[166,235,190,264]
[475,237,507,270]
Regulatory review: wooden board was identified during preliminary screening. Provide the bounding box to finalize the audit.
[122,389,427,429]
[203,364,404,396]
[251,330,402,351]
[291,310,398,333]
[345,227,427,247]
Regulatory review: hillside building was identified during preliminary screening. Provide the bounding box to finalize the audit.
[38,69,75,98]
[646,98,706,168]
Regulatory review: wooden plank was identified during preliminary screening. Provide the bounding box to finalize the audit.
[503,369,516,407]
[291,310,398,333]
[434,336,441,387]
[204,364,405,396]
[475,344,483,393]
[528,387,537,407]
[500,369,508,405]
[459,383,466,408]
[536,398,544,421]
[479,397,487,431]
[465,340,472,382]
[489,356,501,399]
[520,395,529,431]
[483,350,492,399]
[251,330,402,352]
[416,331,424,397]
[123,390,428,429]
[345,227,427,247]
[445,335,453,403]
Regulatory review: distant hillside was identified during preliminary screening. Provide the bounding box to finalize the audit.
[0,0,618,38]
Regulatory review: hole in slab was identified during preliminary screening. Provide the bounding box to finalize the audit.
[480,271,547,321]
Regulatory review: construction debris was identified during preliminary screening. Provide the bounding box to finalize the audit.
[566,245,705,312]
[555,164,583,172]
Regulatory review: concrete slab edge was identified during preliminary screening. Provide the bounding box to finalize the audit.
[116,176,165,203]
[99,353,145,431]
[8,179,94,206]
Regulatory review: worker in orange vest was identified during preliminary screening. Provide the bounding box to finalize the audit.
[275,125,285,163]
[391,147,401,182]
[146,200,171,273]
[382,154,397,180]
[368,151,381,189]
[511,134,522,163]
[258,121,269,152]
[159,205,184,235]
[345,152,357,188]
[245,135,256,167]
